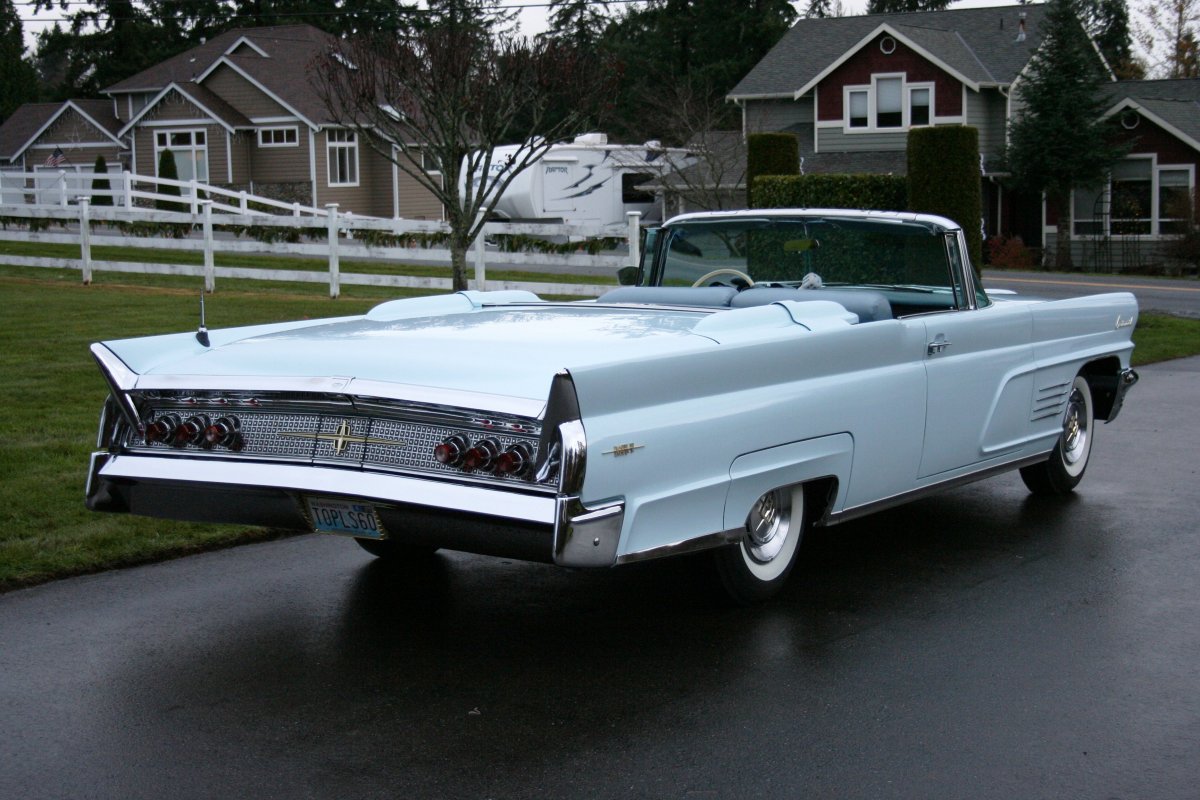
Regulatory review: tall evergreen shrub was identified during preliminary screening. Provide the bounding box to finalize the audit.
[746,133,799,205]
[907,125,982,267]
[752,173,908,211]
[91,154,113,206]
[155,149,184,212]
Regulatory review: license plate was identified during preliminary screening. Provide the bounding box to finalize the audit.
[306,498,385,540]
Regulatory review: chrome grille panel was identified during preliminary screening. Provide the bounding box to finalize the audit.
[125,392,545,486]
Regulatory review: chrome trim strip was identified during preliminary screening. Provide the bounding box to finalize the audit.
[825,453,1047,525]
[97,455,557,524]
[126,373,545,418]
[616,528,744,565]
[90,343,142,432]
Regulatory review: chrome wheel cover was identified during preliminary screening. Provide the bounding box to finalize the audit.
[1061,383,1092,473]
[745,488,792,564]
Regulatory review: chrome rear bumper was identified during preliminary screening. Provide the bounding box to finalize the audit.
[87,452,624,567]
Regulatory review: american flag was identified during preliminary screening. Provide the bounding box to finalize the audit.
[43,147,67,167]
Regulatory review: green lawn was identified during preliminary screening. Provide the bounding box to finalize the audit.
[1,265,1198,592]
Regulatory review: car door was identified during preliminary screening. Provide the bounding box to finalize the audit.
[918,302,1036,478]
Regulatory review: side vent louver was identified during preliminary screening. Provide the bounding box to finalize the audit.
[1032,380,1071,421]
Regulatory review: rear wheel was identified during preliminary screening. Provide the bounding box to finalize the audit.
[355,537,438,559]
[713,485,807,604]
[1021,374,1094,495]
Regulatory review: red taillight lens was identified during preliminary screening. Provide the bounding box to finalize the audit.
[462,438,500,472]
[494,443,533,478]
[145,414,182,444]
[434,434,470,466]
[203,416,241,449]
[172,415,208,447]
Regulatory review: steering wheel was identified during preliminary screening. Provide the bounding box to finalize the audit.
[692,268,755,288]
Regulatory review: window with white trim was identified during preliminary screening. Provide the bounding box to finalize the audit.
[327,129,359,186]
[1072,157,1195,237]
[258,127,298,147]
[154,129,208,186]
[843,77,935,132]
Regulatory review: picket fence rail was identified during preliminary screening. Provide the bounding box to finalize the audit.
[0,194,640,298]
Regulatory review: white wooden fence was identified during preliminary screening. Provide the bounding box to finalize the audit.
[0,177,639,298]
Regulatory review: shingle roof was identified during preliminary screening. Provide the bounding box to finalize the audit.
[0,100,122,162]
[105,24,340,125]
[729,4,1051,99]
[1103,79,1200,150]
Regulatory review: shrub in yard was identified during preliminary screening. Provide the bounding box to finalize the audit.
[155,150,185,213]
[747,133,800,206]
[91,155,113,206]
[908,125,982,267]
[986,235,1036,268]
[753,173,908,211]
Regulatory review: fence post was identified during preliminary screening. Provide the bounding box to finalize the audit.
[123,171,133,208]
[473,223,486,291]
[201,200,215,293]
[626,211,642,267]
[241,191,249,214]
[189,180,199,214]
[59,170,68,207]
[326,203,340,299]
[79,198,92,285]
[293,202,301,217]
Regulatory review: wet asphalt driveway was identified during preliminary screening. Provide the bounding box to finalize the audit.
[2,357,1198,800]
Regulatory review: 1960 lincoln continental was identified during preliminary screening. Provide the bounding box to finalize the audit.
[86,209,1139,602]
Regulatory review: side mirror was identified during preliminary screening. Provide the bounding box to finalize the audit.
[617,266,639,286]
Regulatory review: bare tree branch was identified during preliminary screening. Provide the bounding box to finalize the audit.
[310,28,618,289]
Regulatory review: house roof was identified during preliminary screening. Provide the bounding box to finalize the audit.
[729,4,1050,100]
[1101,79,1200,152]
[105,24,341,126]
[0,99,123,162]
[117,82,254,138]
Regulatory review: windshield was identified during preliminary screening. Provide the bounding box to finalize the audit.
[654,216,984,310]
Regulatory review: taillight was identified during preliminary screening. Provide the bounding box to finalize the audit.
[434,434,471,467]
[494,443,533,478]
[172,415,209,448]
[203,416,242,450]
[145,414,181,444]
[462,438,501,472]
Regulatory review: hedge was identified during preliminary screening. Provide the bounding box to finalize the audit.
[752,173,908,212]
[746,133,800,206]
[908,125,982,267]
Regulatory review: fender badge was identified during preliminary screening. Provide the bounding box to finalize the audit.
[1116,315,1134,329]
[603,443,644,457]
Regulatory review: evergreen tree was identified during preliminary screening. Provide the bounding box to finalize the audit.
[155,149,184,212]
[866,0,952,13]
[600,0,796,141]
[1079,0,1144,78]
[546,0,610,45]
[1,0,37,121]
[1007,0,1126,269]
[91,155,113,206]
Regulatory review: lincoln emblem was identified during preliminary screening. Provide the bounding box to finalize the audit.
[279,419,406,455]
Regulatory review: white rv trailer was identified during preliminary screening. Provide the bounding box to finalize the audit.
[475,133,694,227]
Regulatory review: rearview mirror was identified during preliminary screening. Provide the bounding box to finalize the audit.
[617,266,639,286]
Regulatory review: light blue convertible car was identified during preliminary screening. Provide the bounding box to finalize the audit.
[86,210,1139,602]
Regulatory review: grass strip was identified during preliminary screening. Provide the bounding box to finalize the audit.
[1,267,1197,592]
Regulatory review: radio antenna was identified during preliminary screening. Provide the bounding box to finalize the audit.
[196,287,210,347]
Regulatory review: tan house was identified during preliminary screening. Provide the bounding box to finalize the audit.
[1,24,443,219]
[0,100,125,196]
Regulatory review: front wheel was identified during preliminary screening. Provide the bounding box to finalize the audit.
[1020,374,1094,495]
[713,485,807,604]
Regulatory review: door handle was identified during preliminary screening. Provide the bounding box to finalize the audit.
[927,338,952,355]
